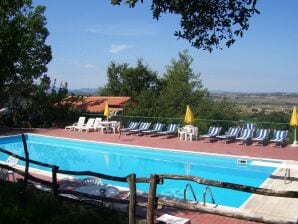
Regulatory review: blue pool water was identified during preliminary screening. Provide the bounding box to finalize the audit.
[0,134,277,208]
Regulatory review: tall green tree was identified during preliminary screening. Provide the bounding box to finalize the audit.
[0,0,52,104]
[0,0,71,127]
[99,59,160,98]
[99,59,161,116]
[111,0,259,51]
[156,50,209,118]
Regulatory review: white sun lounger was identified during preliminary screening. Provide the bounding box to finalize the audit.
[156,214,191,224]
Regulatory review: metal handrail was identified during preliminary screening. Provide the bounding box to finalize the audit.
[203,186,216,206]
[183,183,198,202]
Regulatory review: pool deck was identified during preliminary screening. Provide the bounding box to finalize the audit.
[1,127,298,224]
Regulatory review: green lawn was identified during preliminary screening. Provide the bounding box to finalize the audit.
[0,180,133,224]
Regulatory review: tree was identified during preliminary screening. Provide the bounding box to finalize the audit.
[156,50,208,118]
[0,0,52,116]
[28,76,69,127]
[111,0,259,52]
[99,59,161,98]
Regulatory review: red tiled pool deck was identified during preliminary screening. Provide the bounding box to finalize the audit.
[1,127,298,224]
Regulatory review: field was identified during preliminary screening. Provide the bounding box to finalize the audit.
[210,92,298,113]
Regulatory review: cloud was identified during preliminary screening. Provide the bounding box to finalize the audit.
[109,44,133,54]
[85,25,155,36]
[84,64,97,69]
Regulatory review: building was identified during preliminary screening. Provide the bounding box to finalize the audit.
[74,96,131,115]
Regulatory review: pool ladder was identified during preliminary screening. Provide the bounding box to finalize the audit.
[183,183,197,202]
[203,186,216,206]
[183,184,216,207]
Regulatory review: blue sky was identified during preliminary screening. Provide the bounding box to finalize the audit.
[33,0,298,92]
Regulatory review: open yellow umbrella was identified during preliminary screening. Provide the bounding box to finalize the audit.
[290,106,298,147]
[103,100,110,120]
[184,105,194,124]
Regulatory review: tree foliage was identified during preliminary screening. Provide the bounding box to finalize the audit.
[156,50,208,117]
[111,0,259,51]
[0,0,52,103]
[99,59,160,98]
[0,0,71,127]
[100,50,240,126]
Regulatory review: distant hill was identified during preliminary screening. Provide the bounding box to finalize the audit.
[68,88,97,96]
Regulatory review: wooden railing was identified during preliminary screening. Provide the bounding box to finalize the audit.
[1,133,298,224]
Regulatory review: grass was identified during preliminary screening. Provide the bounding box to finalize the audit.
[0,180,138,224]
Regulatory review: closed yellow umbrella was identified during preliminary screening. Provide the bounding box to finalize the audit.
[184,105,194,124]
[103,100,110,120]
[290,106,298,147]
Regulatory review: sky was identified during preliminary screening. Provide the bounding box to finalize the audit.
[33,0,298,93]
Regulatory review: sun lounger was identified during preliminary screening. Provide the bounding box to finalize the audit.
[80,117,102,132]
[156,124,179,138]
[270,130,288,147]
[200,126,222,142]
[252,129,270,146]
[242,123,256,130]
[157,214,191,224]
[236,129,254,145]
[217,127,240,143]
[65,116,86,131]
[141,123,165,136]
[128,122,151,135]
[77,118,95,132]
[120,121,140,133]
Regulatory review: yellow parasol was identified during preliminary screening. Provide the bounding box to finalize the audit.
[103,100,110,120]
[290,106,298,147]
[184,105,194,124]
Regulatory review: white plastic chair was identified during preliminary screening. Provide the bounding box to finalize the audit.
[185,127,199,141]
[110,121,120,134]
[178,125,193,140]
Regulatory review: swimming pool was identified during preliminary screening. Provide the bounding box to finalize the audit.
[0,134,277,208]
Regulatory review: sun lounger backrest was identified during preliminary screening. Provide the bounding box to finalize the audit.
[255,129,263,138]
[152,123,160,131]
[229,127,240,137]
[127,122,134,129]
[155,123,165,131]
[78,117,86,126]
[240,129,254,138]
[93,118,102,127]
[143,122,151,129]
[208,127,221,136]
[85,118,95,127]
[131,122,140,129]
[207,126,214,135]
[226,127,233,135]
[273,130,288,140]
[256,129,270,139]
[127,121,138,129]
[167,124,178,132]
[243,123,256,130]
[138,122,146,129]
[214,127,222,136]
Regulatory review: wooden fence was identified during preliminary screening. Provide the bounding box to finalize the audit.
[0,133,298,224]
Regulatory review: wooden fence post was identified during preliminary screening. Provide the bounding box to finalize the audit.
[146,174,159,224]
[52,165,59,196]
[127,173,136,224]
[21,133,29,191]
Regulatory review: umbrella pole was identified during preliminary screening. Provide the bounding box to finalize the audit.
[292,127,298,147]
[294,127,297,144]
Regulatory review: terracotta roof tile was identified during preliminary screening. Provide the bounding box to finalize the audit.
[73,96,131,113]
